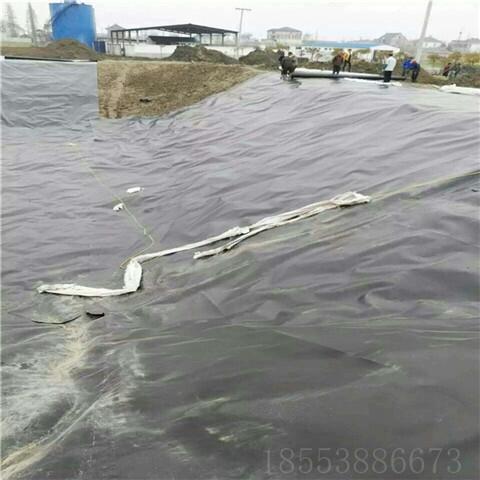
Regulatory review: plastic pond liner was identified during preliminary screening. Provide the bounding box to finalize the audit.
[2,59,479,479]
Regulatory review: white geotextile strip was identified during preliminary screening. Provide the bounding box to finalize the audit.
[37,191,370,297]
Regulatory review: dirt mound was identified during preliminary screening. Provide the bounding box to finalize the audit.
[239,48,279,68]
[98,61,257,118]
[1,39,99,60]
[43,39,99,59]
[165,45,238,65]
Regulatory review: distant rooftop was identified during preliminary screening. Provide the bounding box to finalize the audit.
[449,38,480,45]
[303,40,378,49]
[422,36,444,43]
[376,32,407,40]
[268,27,302,33]
[106,24,124,31]
[110,23,237,35]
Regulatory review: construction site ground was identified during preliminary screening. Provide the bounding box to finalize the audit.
[97,61,258,118]
[2,40,478,120]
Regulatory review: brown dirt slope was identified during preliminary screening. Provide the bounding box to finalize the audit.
[1,39,100,60]
[165,45,238,65]
[98,61,258,118]
[239,48,279,68]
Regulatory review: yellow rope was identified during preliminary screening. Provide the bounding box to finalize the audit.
[71,143,156,270]
[71,141,478,271]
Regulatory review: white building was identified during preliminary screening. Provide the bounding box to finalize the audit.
[418,36,445,49]
[375,32,409,48]
[448,38,480,53]
[267,27,302,46]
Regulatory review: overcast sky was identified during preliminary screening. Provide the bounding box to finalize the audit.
[8,0,480,42]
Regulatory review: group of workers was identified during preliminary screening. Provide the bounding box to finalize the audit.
[278,48,429,85]
[442,62,462,80]
[332,50,407,83]
[331,49,354,75]
[279,48,353,80]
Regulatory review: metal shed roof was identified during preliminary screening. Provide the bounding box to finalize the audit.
[110,23,237,35]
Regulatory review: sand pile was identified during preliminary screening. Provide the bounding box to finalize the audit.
[165,45,238,65]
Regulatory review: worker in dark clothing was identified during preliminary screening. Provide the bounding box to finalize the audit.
[278,49,285,65]
[332,52,343,75]
[402,57,412,76]
[410,60,420,82]
[281,52,297,79]
[442,62,452,77]
[342,49,353,72]
[449,62,461,80]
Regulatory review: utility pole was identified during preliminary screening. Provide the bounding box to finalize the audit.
[4,3,19,38]
[27,3,38,46]
[415,0,433,63]
[235,7,251,58]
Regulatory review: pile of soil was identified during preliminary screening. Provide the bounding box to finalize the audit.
[165,45,238,65]
[98,60,257,118]
[239,48,279,68]
[0,39,100,60]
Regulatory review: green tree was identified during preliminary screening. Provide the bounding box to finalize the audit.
[447,51,462,63]
[308,47,320,61]
[354,48,370,59]
[427,53,442,67]
[462,52,480,65]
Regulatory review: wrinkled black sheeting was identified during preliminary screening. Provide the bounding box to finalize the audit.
[1,59,98,127]
[2,62,479,479]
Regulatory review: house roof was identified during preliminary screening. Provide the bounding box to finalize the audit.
[379,32,405,38]
[268,27,302,33]
[449,38,480,47]
[422,36,443,43]
[376,32,407,41]
[106,24,124,31]
[303,40,378,49]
